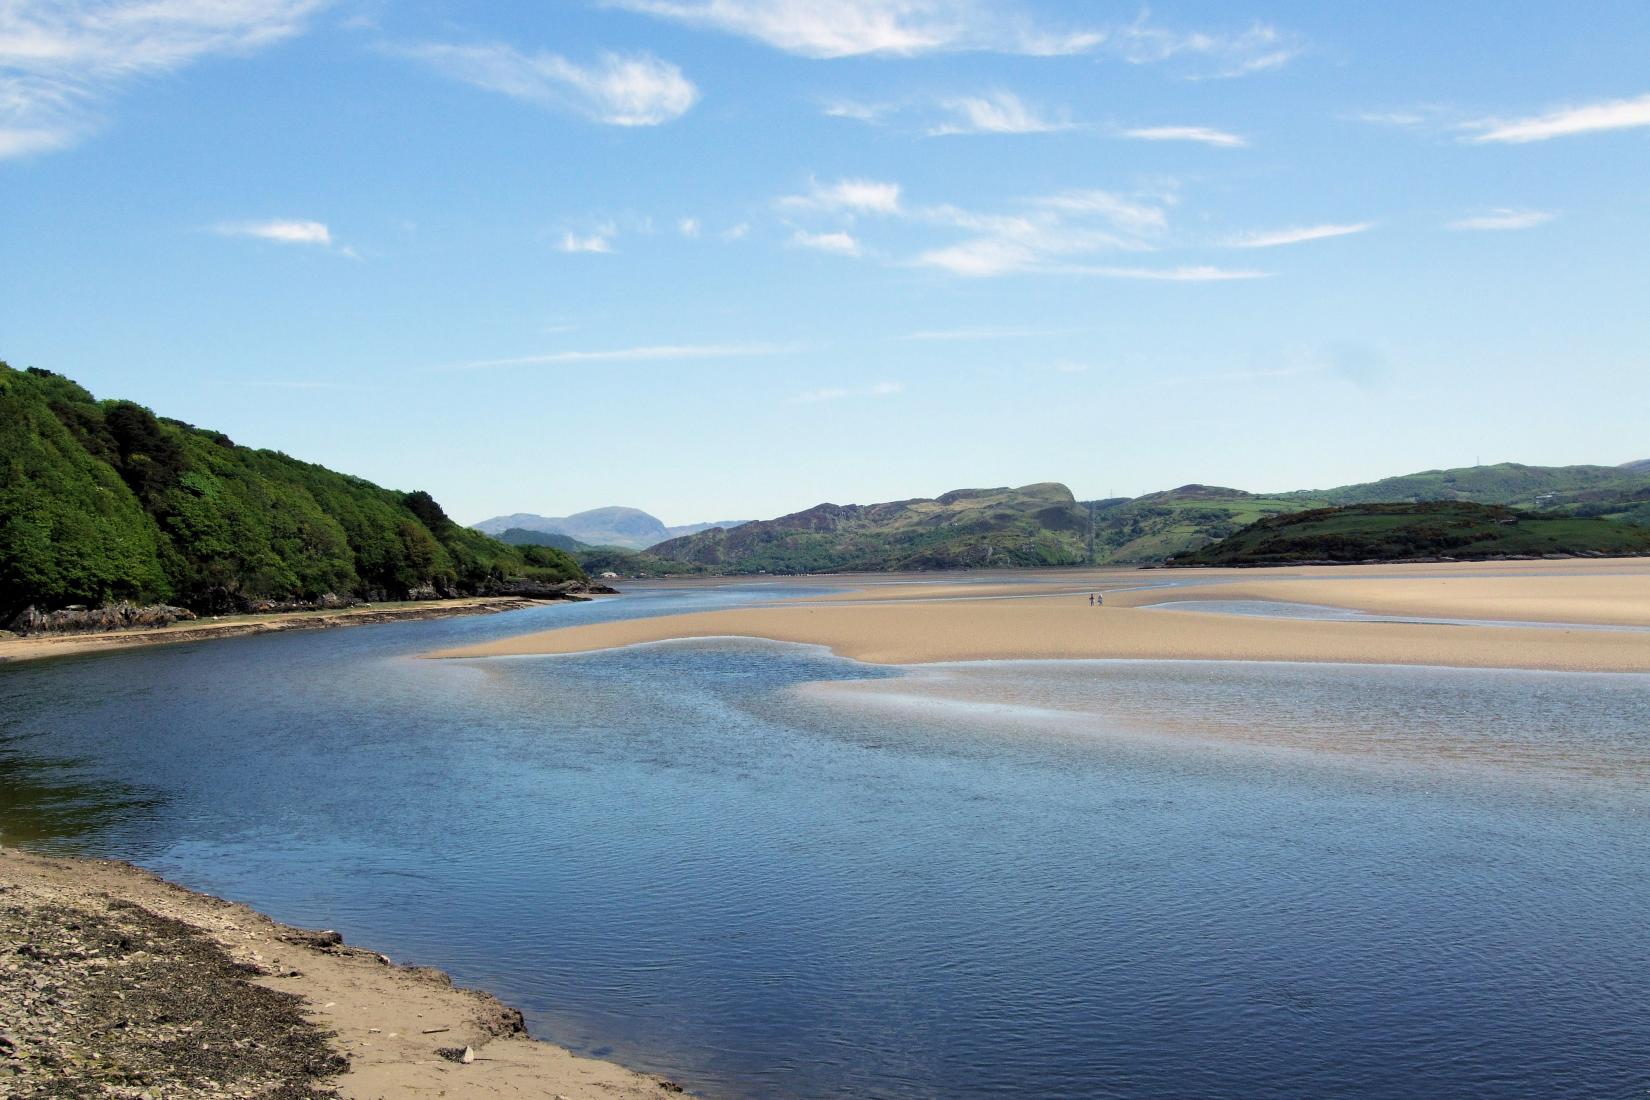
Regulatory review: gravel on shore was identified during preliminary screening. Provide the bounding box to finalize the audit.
[0,847,690,1099]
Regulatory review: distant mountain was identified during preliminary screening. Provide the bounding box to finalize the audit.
[1170,501,1650,567]
[473,507,749,550]
[648,483,1093,573]
[1620,459,1650,474]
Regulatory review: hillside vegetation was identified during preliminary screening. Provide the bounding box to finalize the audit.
[495,527,591,552]
[1307,461,1650,510]
[0,363,583,622]
[649,483,1092,572]
[1089,485,1324,562]
[1169,501,1650,567]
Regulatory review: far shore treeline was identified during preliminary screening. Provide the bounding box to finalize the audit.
[0,363,583,623]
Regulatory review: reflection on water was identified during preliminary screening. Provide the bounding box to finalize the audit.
[802,658,1650,792]
[1,586,1647,1100]
[0,747,157,844]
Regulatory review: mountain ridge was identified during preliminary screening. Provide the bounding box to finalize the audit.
[473,507,749,549]
[640,461,1650,575]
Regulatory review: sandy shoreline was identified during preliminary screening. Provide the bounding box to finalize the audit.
[0,597,561,665]
[433,560,1650,674]
[0,846,689,1098]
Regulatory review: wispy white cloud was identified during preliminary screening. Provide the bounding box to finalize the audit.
[603,0,1100,59]
[929,90,1071,135]
[1122,125,1247,148]
[1447,208,1555,231]
[0,125,76,157]
[1463,92,1650,143]
[821,97,890,122]
[912,187,1174,276]
[778,176,902,214]
[778,177,1262,282]
[796,380,904,403]
[392,42,698,126]
[1111,14,1302,77]
[1032,189,1170,234]
[606,0,1297,73]
[559,230,614,253]
[214,219,333,246]
[1226,222,1373,248]
[677,216,701,237]
[0,0,323,158]
[450,343,795,370]
[791,229,861,255]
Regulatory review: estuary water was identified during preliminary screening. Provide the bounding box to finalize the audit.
[2,582,1648,1099]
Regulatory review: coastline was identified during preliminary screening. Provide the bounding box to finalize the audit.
[0,846,690,1099]
[431,560,1650,674]
[0,596,573,665]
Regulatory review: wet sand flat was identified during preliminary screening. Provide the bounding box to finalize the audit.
[1120,572,1650,626]
[432,560,1650,673]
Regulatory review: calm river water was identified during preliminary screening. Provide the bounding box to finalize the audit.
[2,582,1647,1099]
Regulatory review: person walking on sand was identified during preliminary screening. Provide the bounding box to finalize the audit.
[1096,592,1104,607]
[1089,593,1095,606]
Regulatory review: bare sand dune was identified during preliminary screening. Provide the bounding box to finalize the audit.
[433,560,1650,674]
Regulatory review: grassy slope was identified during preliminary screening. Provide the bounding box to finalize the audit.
[1308,461,1648,509]
[1090,486,1325,563]
[0,363,582,618]
[1171,501,1650,566]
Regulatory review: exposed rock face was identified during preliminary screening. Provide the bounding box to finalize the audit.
[6,602,198,636]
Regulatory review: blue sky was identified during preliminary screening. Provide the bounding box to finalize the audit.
[4,1,1648,524]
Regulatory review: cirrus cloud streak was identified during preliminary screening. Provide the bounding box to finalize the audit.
[391,42,698,126]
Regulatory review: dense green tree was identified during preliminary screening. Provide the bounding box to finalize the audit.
[0,368,171,619]
[0,362,583,619]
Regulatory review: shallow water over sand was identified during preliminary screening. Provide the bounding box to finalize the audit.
[3,583,1648,1099]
